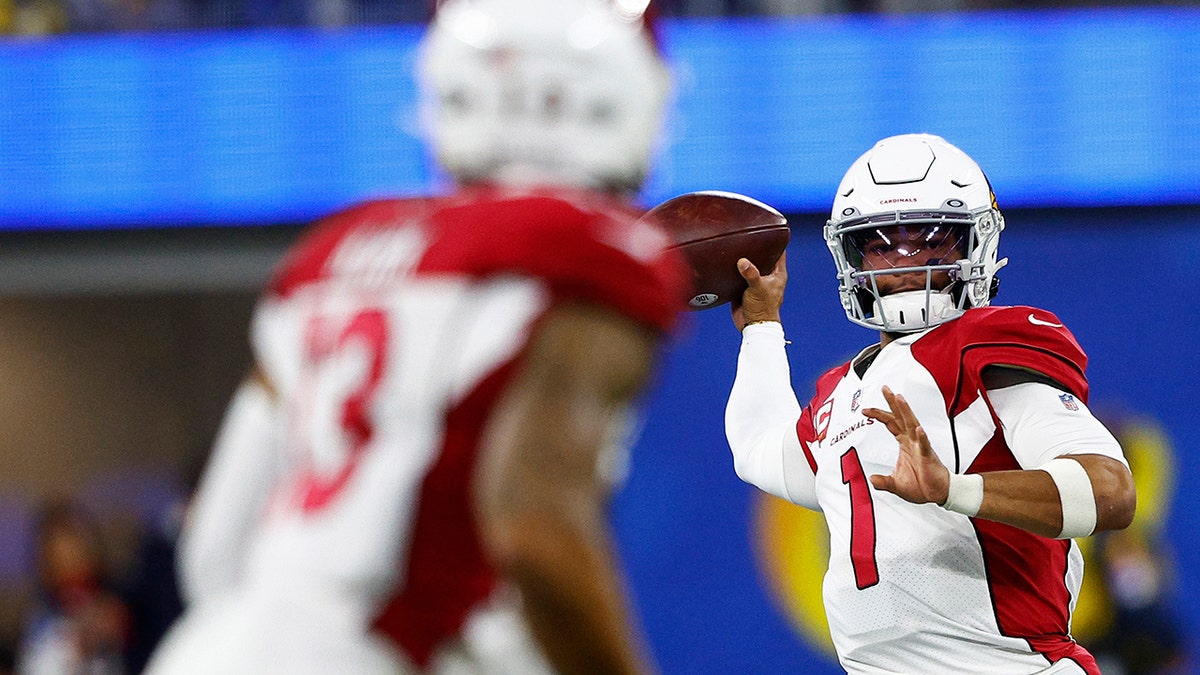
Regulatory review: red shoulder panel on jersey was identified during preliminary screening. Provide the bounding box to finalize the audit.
[914,305,1089,417]
[418,190,688,333]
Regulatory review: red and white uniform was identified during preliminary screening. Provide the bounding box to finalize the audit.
[726,307,1127,675]
[149,187,685,675]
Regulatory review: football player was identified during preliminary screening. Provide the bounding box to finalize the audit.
[725,133,1135,674]
[146,1,686,673]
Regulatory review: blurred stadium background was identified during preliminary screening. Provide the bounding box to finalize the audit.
[1,3,1198,673]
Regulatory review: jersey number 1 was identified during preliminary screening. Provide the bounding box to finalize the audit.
[840,447,880,589]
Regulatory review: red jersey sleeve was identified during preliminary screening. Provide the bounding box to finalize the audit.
[418,192,688,333]
[952,306,1090,402]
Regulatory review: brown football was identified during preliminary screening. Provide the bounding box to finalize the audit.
[643,190,790,310]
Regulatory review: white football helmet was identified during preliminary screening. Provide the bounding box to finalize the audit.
[416,0,671,194]
[825,133,1007,333]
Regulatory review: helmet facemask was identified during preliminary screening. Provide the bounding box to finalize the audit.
[826,201,1005,333]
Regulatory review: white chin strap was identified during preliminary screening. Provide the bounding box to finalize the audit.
[872,290,963,332]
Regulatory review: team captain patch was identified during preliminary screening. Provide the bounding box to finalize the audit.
[1059,393,1080,411]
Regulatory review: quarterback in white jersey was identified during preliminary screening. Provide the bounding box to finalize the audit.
[725,134,1135,675]
[147,1,685,674]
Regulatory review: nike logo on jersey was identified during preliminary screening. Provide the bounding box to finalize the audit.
[1028,313,1064,328]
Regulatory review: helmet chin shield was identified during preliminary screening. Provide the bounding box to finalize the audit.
[872,290,961,333]
[826,134,1007,333]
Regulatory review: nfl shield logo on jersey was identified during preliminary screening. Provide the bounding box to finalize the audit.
[850,389,862,412]
[1058,393,1080,411]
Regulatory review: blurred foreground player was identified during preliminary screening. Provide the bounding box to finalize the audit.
[146,1,684,673]
[724,134,1136,674]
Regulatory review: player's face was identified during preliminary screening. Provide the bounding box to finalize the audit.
[848,223,967,294]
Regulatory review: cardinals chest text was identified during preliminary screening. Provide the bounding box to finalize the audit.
[808,376,947,480]
[811,384,887,470]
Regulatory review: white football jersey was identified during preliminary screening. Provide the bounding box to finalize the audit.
[148,188,685,675]
[794,307,1108,675]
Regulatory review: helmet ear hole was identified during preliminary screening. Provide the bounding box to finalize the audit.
[988,276,1000,300]
[587,100,617,124]
[853,288,875,320]
[948,280,966,305]
[440,86,466,111]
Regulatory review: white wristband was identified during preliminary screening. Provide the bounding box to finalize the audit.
[942,473,984,517]
[1040,457,1097,539]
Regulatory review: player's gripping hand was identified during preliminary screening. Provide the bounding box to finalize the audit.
[862,386,951,506]
[732,251,787,332]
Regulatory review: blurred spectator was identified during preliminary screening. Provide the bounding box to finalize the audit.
[16,498,129,675]
[1090,528,1189,674]
[119,455,208,675]
[1087,413,1191,675]
[62,0,195,33]
[119,508,184,674]
[0,642,15,675]
[8,0,1196,34]
[0,0,433,34]
[67,0,432,31]
[0,0,68,36]
[655,0,1198,15]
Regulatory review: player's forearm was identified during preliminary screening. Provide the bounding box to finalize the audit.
[474,305,659,674]
[178,377,278,605]
[493,515,655,675]
[969,381,1137,538]
[957,455,1135,538]
[969,468,1068,538]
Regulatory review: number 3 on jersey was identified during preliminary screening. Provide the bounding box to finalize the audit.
[294,308,389,512]
[840,447,880,589]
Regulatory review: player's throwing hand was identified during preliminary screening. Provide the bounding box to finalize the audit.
[863,386,951,507]
[732,251,787,331]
